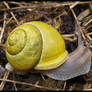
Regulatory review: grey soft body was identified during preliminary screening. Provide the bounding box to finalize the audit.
[45,45,92,80]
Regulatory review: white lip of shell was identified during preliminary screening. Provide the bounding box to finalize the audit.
[5,63,14,72]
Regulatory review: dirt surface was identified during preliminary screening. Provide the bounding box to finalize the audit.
[0,1,92,91]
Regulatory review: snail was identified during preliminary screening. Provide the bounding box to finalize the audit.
[5,21,92,80]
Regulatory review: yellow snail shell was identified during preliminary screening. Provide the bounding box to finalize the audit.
[5,21,68,71]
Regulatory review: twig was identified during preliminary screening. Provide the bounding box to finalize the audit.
[70,1,79,9]
[8,1,26,6]
[84,18,92,27]
[6,17,13,25]
[66,1,92,5]
[85,24,92,31]
[62,34,77,42]
[78,9,90,22]
[62,34,75,37]
[69,6,78,24]
[0,71,10,90]
[12,71,17,91]
[35,81,39,85]
[63,37,77,42]
[87,32,92,36]
[40,74,46,81]
[0,1,92,12]
[3,1,19,25]
[0,78,62,91]
[62,81,67,90]
[0,12,7,44]
[83,88,92,91]
[69,5,86,41]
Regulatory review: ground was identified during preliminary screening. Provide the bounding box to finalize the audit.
[0,1,92,91]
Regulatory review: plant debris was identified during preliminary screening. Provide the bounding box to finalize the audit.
[0,1,92,91]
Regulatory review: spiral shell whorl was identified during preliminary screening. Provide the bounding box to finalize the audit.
[6,24,42,71]
[6,29,26,55]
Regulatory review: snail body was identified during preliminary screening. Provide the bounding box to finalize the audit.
[5,21,68,71]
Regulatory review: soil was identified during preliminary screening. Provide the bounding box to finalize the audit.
[0,1,92,91]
